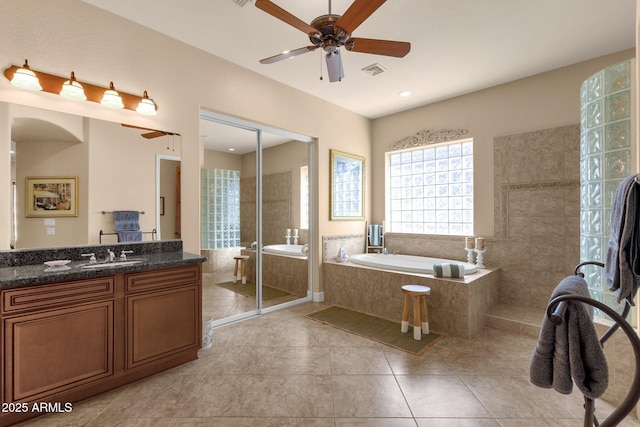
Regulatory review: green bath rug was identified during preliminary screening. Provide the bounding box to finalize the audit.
[306,306,443,355]
[214,280,291,301]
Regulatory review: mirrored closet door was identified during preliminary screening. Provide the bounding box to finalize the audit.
[199,110,313,326]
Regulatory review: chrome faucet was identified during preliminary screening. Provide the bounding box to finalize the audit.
[81,253,96,264]
[120,250,133,260]
[106,249,116,262]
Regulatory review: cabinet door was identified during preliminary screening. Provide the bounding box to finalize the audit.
[126,285,199,370]
[3,301,114,402]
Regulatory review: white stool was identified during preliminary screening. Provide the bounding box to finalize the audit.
[233,255,250,284]
[401,284,431,340]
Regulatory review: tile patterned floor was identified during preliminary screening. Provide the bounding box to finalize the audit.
[16,288,640,426]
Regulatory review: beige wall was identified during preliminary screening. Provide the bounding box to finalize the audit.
[371,49,635,238]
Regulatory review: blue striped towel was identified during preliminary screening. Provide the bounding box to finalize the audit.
[433,263,465,278]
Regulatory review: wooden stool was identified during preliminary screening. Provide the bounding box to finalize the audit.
[233,255,250,284]
[401,284,431,340]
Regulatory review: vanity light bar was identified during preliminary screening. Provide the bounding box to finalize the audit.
[3,62,157,115]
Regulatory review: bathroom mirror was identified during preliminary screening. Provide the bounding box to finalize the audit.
[330,149,365,220]
[6,102,181,249]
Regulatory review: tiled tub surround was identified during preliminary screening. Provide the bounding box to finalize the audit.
[241,249,309,297]
[322,260,499,338]
[0,240,206,288]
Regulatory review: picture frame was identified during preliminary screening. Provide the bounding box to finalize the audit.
[25,176,78,217]
[330,149,365,220]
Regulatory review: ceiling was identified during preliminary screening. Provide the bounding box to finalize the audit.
[82,0,635,120]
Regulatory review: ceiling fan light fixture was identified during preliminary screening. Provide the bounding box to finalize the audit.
[101,81,124,109]
[10,59,42,91]
[325,50,344,82]
[136,90,157,116]
[60,71,87,100]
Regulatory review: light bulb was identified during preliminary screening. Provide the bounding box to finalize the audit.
[59,72,87,100]
[100,81,124,109]
[10,60,42,91]
[136,90,157,116]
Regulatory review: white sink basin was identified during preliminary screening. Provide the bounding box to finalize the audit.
[80,259,145,269]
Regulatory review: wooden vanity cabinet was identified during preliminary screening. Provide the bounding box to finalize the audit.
[125,265,201,370]
[0,263,201,426]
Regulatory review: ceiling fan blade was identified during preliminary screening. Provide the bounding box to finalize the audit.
[141,131,167,139]
[335,0,387,36]
[325,50,344,82]
[259,46,318,64]
[255,0,320,36]
[121,124,179,138]
[346,38,411,58]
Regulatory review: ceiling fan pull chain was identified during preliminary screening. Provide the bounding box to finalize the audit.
[319,50,324,80]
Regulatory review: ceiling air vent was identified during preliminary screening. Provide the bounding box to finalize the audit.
[233,0,252,6]
[361,63,387,76]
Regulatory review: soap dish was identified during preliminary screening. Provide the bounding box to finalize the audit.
[44,260,71,268]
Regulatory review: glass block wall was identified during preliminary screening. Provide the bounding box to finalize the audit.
[580,60,633,317]
[201,168,241,249]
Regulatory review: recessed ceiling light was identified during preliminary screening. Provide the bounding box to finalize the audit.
[399,90,412,97]
[228,148,235,152]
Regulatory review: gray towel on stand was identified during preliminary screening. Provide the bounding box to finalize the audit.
[605,174,640,303]
[530,275,608,399]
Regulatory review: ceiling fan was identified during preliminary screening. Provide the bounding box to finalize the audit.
[121,123,180,139]
[255,0,410,82]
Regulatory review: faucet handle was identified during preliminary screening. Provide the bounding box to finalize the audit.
[81,253,96,263]
[120,250,134,259]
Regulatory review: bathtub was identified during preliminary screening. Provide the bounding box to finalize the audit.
[263,244,307,258]
[348,253,476,275]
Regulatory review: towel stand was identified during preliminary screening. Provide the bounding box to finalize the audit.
[546,262,640,427]
[99,229,157,244]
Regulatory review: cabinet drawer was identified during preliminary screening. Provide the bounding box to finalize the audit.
[2,277,115,314]
[126,264,200,293]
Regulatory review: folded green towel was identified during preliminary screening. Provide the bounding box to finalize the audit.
[433,263,465,278]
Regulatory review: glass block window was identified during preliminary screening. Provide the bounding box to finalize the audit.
[388,140,473,235]
[579,59,633,320]
[201,168,240,249]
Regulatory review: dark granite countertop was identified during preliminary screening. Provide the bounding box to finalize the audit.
[0,240,206,289]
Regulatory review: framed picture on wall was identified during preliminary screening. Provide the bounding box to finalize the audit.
[25,176,79,217]
[330,150,365,220]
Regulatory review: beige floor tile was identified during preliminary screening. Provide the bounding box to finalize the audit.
[395,375,491,418]
[330,347,393,374]
[255,375,334,418]
[459,374,585,419]
[416,419,500,427]
[335,418,418,426]
[267,346,332,374]
[332,375,412,418]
